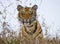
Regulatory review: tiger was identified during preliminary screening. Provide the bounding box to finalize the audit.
[17,5,44,44]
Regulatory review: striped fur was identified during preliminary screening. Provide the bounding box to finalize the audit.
[17,5,44,44]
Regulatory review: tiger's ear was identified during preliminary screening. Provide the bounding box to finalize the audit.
[32,5,38,10]
[17,5,23,11]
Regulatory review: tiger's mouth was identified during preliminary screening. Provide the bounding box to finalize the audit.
[24,18,36,24]
[23,17,36,27]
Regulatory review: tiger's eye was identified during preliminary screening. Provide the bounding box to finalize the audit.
[28,11,33,15]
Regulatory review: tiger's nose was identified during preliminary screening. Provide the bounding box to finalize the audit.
[24,19,29,23]
[28,20,31,25]
[25,19,31,24]
[26,19,29,23]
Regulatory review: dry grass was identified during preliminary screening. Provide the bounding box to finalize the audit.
[0,34,60,44]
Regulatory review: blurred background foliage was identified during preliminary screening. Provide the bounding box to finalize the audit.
[0,0,60,44]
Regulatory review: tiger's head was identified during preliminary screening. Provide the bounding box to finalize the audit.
[17,5,38,34]
[17,5,38,24]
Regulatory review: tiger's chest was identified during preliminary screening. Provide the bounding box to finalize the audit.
[19,21,43,44]
[22,21,43,40]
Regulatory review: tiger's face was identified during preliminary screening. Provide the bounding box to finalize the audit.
[17,5,38,24]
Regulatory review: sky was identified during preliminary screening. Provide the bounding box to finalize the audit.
[0,0,60,38]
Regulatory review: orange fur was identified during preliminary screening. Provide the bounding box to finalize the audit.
[17,5,44,44]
